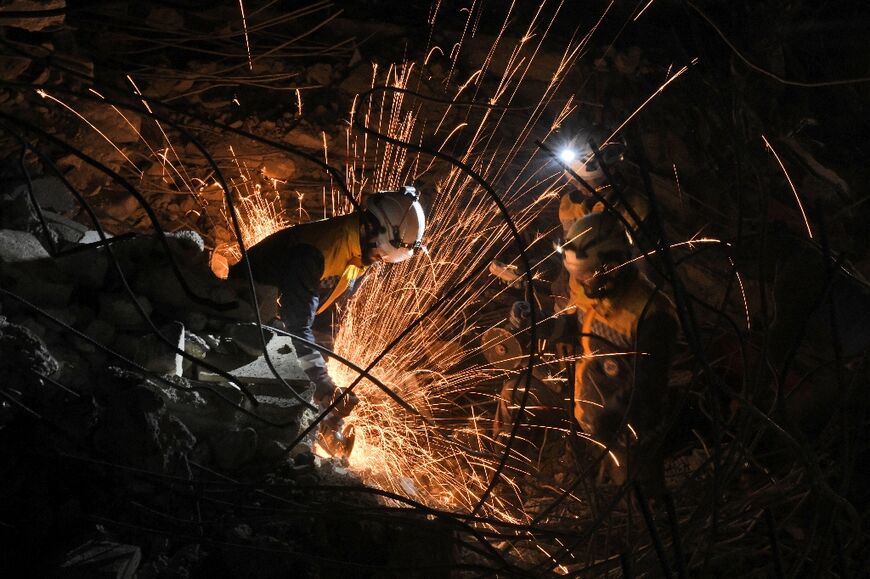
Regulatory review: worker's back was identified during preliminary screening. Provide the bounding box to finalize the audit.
[229,212,363,288]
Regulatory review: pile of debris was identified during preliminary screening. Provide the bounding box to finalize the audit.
[0,169,316,461]
[0,172,459,576]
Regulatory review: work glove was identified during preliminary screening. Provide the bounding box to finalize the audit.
[307,366,338,408]
[327,386,359,418]
[312,381,334,408]
[317,387,359,460]
[489,259,522,284]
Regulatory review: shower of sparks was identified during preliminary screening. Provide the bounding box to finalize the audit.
[36,89,140,173]
[238,0,254,71]
[325,1,625,523]
[217,146,289,264]
[344,63,421,198]
[762,133,814,239]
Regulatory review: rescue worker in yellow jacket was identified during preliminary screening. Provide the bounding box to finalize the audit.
[561,210,678,494]
[229,186,426,452]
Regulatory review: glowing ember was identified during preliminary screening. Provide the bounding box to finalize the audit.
[216,153,290,267]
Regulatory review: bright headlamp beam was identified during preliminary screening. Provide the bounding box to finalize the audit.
[558,148,577,163]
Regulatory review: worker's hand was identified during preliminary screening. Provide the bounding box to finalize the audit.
[329,386,359,418]
[318,414,356,460]
[316,387,359,461]
[309,366,340,407]
[312,368,358,418]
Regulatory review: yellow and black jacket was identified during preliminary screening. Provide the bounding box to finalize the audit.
[569,273,678,447]
[229,212,367,398]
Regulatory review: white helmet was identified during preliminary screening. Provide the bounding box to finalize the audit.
[363,186,426,263]
[562,210,633,298]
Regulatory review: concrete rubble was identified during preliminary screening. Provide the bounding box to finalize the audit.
[0,176,349,576]
[0,178,317,474]
[0,155,465,578]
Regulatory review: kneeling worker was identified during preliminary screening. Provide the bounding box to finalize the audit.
[229,186,426,456]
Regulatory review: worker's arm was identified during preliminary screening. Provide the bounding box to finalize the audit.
[277,244,336,405]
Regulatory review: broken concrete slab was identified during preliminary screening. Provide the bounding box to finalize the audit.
[0,316,59,388]
[0,229,49,262]
[244,391,313,428]
[224,322,276,357]
[199,335,309,386]
[133,322,184,376]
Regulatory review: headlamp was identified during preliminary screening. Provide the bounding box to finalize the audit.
[558,148,577,163]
